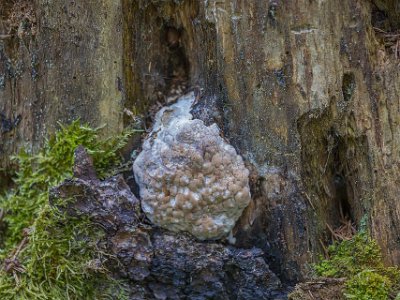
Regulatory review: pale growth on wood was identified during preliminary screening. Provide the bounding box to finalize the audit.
[133,92,251,240]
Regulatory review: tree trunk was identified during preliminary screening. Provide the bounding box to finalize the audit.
[2,0,400,285]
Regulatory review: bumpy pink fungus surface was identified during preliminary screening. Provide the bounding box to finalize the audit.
[133,93,251,240]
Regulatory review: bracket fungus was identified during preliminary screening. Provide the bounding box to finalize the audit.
[133,93,251,240]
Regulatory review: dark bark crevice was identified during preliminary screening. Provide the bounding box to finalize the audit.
[127,1,224,129]
[371,0,400,31]
[298,91,373,246]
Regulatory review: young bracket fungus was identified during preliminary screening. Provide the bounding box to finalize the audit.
[133,93,251,240]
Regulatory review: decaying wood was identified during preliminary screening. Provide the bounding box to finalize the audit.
[50,148,287,300]
[127,0,400,282]
[2,0,400,286]
[288,278,346,300]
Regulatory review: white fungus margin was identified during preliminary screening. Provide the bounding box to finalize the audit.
[133,92,251,240]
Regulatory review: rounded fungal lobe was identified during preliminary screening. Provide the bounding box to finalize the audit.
[133,93,251,240]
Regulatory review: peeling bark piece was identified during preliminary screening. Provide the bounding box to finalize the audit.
[73,145,97,180]
[129,230,284,300]
[50,175,141,232]
[50,146,141,231]
[133,92,251,241]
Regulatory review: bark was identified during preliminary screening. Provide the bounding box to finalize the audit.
[0,0,124,171]
[2,0,400,287]
[126,0,400,282]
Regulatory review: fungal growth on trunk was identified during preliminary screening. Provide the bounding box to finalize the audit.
[133,93,251,240]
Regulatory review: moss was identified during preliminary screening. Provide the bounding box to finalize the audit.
[314,232,400,300]
[314,232,383,278]
[0,120,135,299]
[345,269,391,300]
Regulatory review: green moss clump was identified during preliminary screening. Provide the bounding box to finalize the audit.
[344,269,391,300]
[314,232,383,278]
[0,120,134,299]
[314,232,400,300]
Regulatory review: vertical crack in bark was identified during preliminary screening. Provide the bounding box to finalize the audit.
[127,1,223,127]
[298,82,372,246]
[163,25,190,95]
